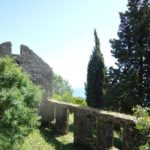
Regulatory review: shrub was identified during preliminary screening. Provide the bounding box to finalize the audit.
[133,105,150,150]
[71,96,87,106]
[53,92,86,106]
[52,72,87,106]
[0,57,42,149]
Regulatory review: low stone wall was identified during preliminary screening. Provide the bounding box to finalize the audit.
[43,99,147,150]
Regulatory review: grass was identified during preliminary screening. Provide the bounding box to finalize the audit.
[20,114,122,150]
[21,114,84,150]
[20,113,123,150]
[21,129,55,150]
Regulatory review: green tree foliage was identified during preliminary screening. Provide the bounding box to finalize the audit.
[0,57,42,149]
[54,93,87,106]
[85,30,106,108]
[52,73,72,96]
[133,106,150,150]
[105,0,150,113]
[52,72,86,106]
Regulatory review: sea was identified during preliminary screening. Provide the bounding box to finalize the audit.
[73,88,85,98]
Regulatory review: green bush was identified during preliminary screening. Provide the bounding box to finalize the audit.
[53,92,86,106]
[52,72,86,106]
[0,57,43,149]
[133,106,150,150]
[133,105,150,132]
[71,96,87,106]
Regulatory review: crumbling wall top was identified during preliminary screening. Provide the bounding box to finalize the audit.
[20,44,38,59]
[0,42,12,56]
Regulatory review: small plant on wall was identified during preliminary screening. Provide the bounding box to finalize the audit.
[133,105,150,150]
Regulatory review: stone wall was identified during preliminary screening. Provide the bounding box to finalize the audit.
[0,42,52,97]
[14,44,52,97]
[0,42,53,122]
[0,42,12,56]
[45,99,148,150]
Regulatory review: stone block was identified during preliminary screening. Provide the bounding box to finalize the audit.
[96,116,114,149]
[122,125,148,150]
[74,108,95,149]
[40,99,54,127]
[55,104,69,135]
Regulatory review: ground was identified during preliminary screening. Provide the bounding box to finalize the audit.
[21,114,121,150]
[21,114,84,150]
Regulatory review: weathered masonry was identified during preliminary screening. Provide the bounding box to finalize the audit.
[44,99,147,150]
[0,42,52,97]
[0,42,53,121]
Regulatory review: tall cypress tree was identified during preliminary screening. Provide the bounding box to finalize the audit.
[85,30,106,108]
[106,0,150,113]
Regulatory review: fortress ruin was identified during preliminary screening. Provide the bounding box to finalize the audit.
[0,42,148,150]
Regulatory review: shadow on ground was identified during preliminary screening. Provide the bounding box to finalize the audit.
[39,127,84,150]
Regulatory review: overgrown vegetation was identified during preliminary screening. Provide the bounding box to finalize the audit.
[133,105,150,150]
[0,57,42,149]
[52,73,73,97]
[52,72,86,106]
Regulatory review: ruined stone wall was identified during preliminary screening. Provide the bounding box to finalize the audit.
[14,45,52,97]
[0,42,52,97]
[45,99,148,150]
[0,42,12,56]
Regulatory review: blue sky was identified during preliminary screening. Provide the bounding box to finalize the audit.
[0,0,127,95]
